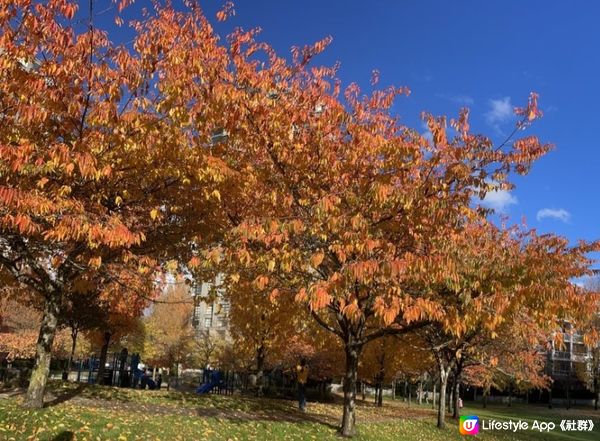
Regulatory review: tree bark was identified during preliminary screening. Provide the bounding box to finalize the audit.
[448,380,453,413]
[594,376,598,410]
[453,376,460,419]
[452,364,462,420]
[63,326,78,381]
[255,344,265,396]
[437,370,449,429]
[23,295,60,409]
[96,331,111,385]
[432,382,437,409]
[340,345,361,437]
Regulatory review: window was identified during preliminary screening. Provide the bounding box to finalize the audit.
[204,316,213,328]
[216,315,228,328]
[220,302,230,316]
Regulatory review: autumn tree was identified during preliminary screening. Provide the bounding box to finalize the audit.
[143,285,195,372]
[414,221,597,428]
[360,336,403,406]
[0,0,238,407]
[575,277,600,410]
[58,289,108,380]
[227,279,303,387]
[201,20,553,432]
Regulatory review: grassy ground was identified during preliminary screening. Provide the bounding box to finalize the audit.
[0,382,597,440]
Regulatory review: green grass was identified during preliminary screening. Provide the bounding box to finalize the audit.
[0,383,598,440]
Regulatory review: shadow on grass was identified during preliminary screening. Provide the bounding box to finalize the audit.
[45,384,86,408]
[50,431,74,441]
[192,405,340,430]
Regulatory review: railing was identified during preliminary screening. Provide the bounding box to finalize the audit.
[552,350,571,360]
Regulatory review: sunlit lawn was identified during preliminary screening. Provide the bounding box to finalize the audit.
[0,382,598,440]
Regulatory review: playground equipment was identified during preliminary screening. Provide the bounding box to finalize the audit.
[196,370,222,394]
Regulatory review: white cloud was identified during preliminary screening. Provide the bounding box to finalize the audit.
[480,189,518,213]
[536,208,571,223]
[485,97,514,131]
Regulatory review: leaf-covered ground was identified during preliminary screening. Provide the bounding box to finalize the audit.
[0,383,598,440]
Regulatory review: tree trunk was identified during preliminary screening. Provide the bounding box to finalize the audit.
[374,382,378,404]
[63,326,78,381]
[96,331,111,385]
[23,295,60,409]
[594,376,599,410]
[483,386,489,409]
[437,370,449,429]
[432,382,437,409]
[377,381,383,407]
[418,378,423,405]
[453,377,460,419]
[340,345,361,437]
[448,378,454,414]
[255,344,265,396]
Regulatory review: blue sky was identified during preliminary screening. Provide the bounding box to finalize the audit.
[100,1,599,266]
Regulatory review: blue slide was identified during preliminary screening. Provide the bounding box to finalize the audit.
[196,382,217,394]
[196,370,222,394]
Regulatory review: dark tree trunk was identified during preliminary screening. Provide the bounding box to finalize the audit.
[432,382,437,409]
[63,326,78,381]
[23,295,60,409]
[594,376,599,410]
[453,376,460,419]
[340,345,361,437]
[483,387,489,409]
[437,369,449,429]
[96,331,111,385]
[376,349,385,407]
[453,364,462,420]
[255,344,265,396]
[448,377,454,414]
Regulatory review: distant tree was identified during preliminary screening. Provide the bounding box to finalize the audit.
[575,277,600,410]
[143,285,195,373]
[415,221,597,428]
[227,281,302,386]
